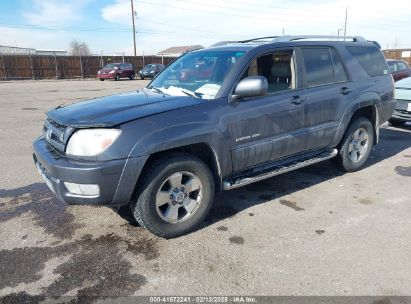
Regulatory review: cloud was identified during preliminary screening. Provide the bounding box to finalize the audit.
[23,0,91,25]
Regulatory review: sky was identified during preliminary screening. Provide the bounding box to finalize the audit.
[0,0,410,55]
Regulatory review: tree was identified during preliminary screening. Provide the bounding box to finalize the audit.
[68,40,91,56]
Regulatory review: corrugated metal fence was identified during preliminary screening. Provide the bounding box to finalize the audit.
[0,55,176,80]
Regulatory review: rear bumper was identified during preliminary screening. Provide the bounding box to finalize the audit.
[378,99,397,124]
[32,137,148,206]
[391,100,411,121]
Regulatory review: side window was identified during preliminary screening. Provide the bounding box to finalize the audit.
[347,46,388,77]
[301,48,334,87]
[388,61,397,72]
[397,62,408,71]
[330,48,348,83]
[241,50,296,93]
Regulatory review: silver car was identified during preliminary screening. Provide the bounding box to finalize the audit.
[390,77,411,126]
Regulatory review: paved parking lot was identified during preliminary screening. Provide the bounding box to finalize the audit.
[0,79,410,299]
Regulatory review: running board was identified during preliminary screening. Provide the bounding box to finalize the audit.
[223,149,338,190]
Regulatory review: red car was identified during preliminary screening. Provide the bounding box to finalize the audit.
[387,59,411,82]
[97,63,135,81]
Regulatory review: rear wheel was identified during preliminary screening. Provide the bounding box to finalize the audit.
[332,117,374,172]
[388,118,406,127]
[99,78,104,81]
[140,75,145,80]
[129,73,135,80]
[131,153,215,238]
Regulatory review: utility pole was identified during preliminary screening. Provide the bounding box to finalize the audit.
[343,7,348,41]
[130,0,137,56]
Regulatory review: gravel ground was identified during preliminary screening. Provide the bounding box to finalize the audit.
[0,79,410,300]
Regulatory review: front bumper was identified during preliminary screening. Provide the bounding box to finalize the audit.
[32,137,148,206]
[97,74,115,79]
[392,100,411,121]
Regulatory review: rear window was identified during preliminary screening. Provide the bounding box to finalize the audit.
[302,47,348,87]
[347,46,388,77]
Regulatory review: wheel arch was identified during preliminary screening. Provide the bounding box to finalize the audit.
[333,94,380,147]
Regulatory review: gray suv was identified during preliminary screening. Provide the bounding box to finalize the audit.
[33,35,396,238]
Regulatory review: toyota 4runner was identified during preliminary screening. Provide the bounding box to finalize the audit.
[33,35,396,238]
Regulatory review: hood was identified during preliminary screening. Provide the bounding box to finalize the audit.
[47,89,202,128]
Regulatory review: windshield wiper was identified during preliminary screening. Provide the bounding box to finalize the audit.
[147,86,168,95]
[181,89,203,99]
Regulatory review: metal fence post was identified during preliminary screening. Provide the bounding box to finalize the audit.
[54,52,58,79]
[0,53,6,81]
[79,55,84,78]
[29,54,35,80]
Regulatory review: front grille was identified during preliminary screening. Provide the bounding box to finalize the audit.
[43,117,73,153]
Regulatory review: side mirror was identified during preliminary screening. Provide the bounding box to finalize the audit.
[232,76,268,100]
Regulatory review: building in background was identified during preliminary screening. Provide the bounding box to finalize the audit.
[0,45,67,56]
[158,45,204,57]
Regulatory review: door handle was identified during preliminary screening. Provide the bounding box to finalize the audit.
[290,95,304,105]
[340,87,352,95]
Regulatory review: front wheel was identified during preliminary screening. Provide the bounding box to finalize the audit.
[131,153,215,238]
[129,73,135,80]
[114,74,120,81]
[332,117,374,172]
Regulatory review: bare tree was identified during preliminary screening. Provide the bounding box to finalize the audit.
[68,40,91,56]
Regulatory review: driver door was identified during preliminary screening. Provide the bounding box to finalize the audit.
[228,49,307,172]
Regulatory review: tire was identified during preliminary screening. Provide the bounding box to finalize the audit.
[140,76,145,80]
[129,73,135,80]
[332,116,374,172]
[114,74,120,81]
[131,153,215,238]
[388,118,406,127]
[99,79,104,81]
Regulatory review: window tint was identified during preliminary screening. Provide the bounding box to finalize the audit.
[347,46,388,77]
[242,50,296,93]
[302,48,334,86]
[331,48,348,82]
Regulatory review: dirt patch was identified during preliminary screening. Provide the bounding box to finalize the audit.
[395,166,411,177]
[279,199,305,211]
[358,198,374,205]
[0,183,84,239]
[229,236,244,245]
[248,213,254,216]
[217,226,228,231]
[315,230,325,235]
[0,231,156,298]
[21,107,39,110]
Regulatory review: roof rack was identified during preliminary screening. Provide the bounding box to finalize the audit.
[210,35,378,48]
[272,35,367,43]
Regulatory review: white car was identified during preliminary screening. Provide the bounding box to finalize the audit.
[390,77,411,126]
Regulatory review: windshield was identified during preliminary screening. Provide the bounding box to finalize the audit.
[144,64,157,70]
[103,64,118,70]
[149,50,245,99]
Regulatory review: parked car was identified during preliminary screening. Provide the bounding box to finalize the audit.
[97,63,135,81]
[387,59,411,82]
[33,35,395,238]
[139,64,165,80]
[389,76,411,126]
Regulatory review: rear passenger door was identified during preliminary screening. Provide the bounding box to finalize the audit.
[301,47,352,152]
[229,49,307,172]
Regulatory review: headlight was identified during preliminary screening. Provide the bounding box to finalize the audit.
[150,70,155,74]
[66,129,121,156]
[97,70,101,74]
[109,70,115,74]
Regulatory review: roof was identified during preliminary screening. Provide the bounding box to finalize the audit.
[158,45,204,55]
